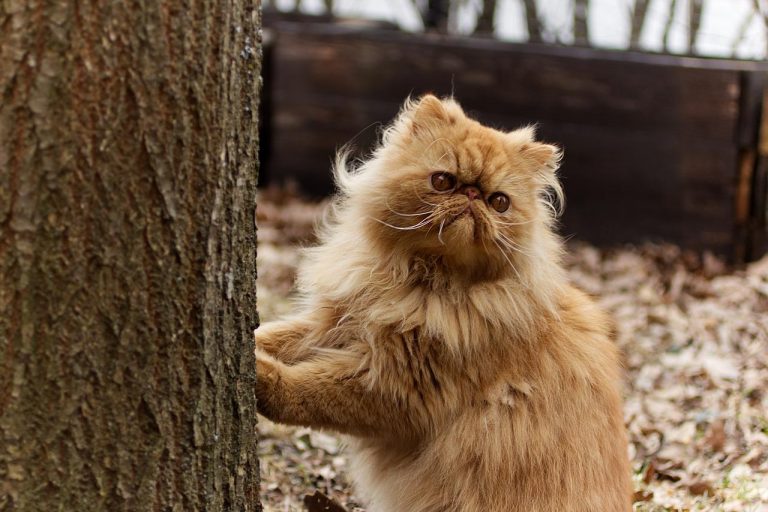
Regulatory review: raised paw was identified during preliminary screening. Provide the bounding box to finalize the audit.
[255,348,285,422]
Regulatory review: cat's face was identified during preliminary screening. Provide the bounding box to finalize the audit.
[356,95,561,279]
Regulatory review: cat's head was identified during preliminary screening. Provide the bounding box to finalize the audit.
[335,94,563,281]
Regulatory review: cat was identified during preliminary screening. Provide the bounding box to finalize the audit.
[254,94,632,512]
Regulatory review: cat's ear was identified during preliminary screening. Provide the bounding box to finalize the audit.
[406,94,452,135]
[508,127,561,172]
[520,142,561,172]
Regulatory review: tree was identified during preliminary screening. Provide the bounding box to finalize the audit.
[424,0,451,32]
[573,0,590,46]
[0,0,261,510]
[630,0,651,49]
[522,0,544,43]
[688,0,704,54]
[475,0,498,35]
[663,0,679,51]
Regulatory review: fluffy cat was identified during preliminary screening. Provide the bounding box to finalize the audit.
[254,95,632,512]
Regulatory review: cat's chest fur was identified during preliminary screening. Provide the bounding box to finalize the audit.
[319,281,554,414]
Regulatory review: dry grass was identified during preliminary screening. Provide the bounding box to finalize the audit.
[256,187,768,512]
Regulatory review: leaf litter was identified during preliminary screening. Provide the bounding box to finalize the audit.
[256,186,768,512]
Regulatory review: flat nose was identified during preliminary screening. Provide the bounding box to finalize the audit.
[458,185,481,200]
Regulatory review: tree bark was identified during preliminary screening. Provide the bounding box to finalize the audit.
[0,0,261,510]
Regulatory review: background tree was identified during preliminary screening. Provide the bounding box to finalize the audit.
[476,0,498,35]
[573,0,590,46]
[630,0,651,49]
[688,0,704,54]
[0,0,261,510]
[522,0,544,43]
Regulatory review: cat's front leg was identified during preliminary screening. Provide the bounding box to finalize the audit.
[254,318,315,364]
[255,348,427,439]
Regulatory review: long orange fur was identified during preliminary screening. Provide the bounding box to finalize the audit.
[255,95,632,511]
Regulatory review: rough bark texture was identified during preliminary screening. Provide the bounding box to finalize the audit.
[0,0,261,510]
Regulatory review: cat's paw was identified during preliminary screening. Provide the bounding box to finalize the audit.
[255,348,283,422]
[253,325,273,351]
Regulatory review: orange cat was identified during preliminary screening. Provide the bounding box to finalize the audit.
[255,95,632,511]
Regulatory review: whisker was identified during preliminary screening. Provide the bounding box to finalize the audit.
[494,218,534,227]
[412,186,442,207]
[499,236,530,254]
[385,199,432,217]
[437,218,447,245]
[430,150,453,169]
[396,138,453,170]
[369,214,436,231]
[496,234,532,258]
[492,238,523,282]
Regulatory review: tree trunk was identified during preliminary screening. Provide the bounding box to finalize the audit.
[629,0,650,49]
[475,0,497,35]
[573,0,589,46]
[425,0,451,33]
[0,0,261,510]
[663,0,678,51]
[688,0,704,54]
[521,0,543,43]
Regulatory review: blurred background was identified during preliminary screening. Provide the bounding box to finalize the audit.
[267,0,768,57]
[259,0,768,262]
[256,2,768,511]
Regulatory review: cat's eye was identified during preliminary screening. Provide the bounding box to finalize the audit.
[430,172,456,192]
[488,193,510,213]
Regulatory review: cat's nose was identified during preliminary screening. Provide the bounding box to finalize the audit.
[458,185,482,200]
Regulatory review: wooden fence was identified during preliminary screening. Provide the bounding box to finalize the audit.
[260,16,768,262]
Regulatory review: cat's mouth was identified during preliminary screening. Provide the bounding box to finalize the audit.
[444,205,473,224]
[440,204,477,238]
[457,206,473,218]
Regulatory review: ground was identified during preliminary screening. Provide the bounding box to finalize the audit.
[256,187,768,512]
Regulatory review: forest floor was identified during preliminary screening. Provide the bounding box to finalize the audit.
[256,187,768,512]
